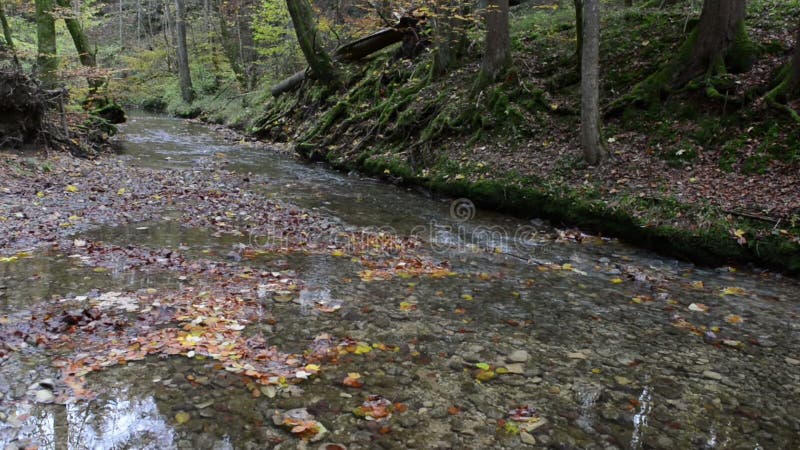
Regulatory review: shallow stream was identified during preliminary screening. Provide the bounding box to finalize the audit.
[1,114,798,449]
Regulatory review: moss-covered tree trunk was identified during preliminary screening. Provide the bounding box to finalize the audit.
[0,0,20,67]
[286,0,337,84]
[174,0,194,102]
[35,0,58,87]
[581,0,607,164]
[673,0,752,87]
[474,0,511,92]
[57,0,103,92]
[766,25,800,121]
[610,0,757,111]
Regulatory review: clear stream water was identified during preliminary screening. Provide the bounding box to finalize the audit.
[1,113,799,449]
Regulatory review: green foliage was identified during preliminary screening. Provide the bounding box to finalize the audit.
[252,0,299,59]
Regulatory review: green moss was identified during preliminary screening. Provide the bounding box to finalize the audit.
[725,20,759,74]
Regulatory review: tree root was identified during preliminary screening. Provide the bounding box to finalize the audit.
[764,71,800,123]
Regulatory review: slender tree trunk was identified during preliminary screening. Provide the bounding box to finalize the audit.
[35,0,59,86]
[0,0,20,67]
[790,25,800,91]
[574,0,583,71]
[475,0,511,91]
[216,2,245,87]
[118,0,123,47]
[174,0,194,102]
[431,0,469,77]
[162,0,174,71]
[580,0,607,164]
[286,0,337,84]
[57,0,103,92]
[674,0,750,87]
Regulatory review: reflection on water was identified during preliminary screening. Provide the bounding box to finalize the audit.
[630,386,652,449]
[18,394,175,450]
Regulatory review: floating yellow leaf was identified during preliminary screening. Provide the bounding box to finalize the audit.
[36,191,45,198]
[610,278,624,284]
[721,287,746,296]
[65,185,78,193]
[331,249,345,257]
[725,314,744,324]
[117,188,126,195]
[461,294,474,301]
[175,411,191,425]
[354,343,371,355]
[399,301,416,311]
[591,368,602,374]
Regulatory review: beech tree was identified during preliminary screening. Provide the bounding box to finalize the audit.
[35,0,58,86]
[613,0,757,109]
[474,0,511,92]
[286,0,337,84]
[174,0,194,102]
[580,0,607,164]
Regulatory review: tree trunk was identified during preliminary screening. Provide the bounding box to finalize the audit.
[474,0,511,92]
[608,0,756,113]
[57,0,104,92]
[0,0,20,67]
[574,0,583,72]
[35,0,59,86]
[764,24,800,121]
[431,0,470,77]
[791,25,800,92]
[174,0,194,102]
[580,0,607,165]
[215,0,245,87]
[286,0,337,84]
[674,0,751,87]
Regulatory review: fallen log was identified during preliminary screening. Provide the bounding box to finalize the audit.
[270,70,308,97]
[271,15,423,97]
[333,28,403,62]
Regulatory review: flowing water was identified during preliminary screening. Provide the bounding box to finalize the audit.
[1,113,799,449]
